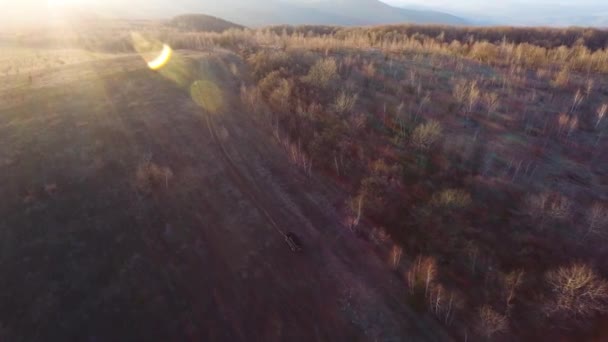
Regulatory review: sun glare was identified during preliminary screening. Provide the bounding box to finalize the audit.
[47,0,95,8]
[147,45,173,70]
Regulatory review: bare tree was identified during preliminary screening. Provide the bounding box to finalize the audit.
[240,84,262,114]
[467,81,481,114]
[503,270,525,314]
[557,113,570,135]
[544,263,608,321]
[351,195,364,231]
[424,257,438,298]
[547,194,572,222]
[466,241,480,274]
[525,193,548,219]
[415,91,431,120]
[395,101,407,138]
[390,245,403,270]
[597,104,607,129]
[429,283,444,315]
[427,284,463,326]
[483,92,500,117]
[443,290,464,325]
[567,116,579,138]
[525,193,571,230]
[585,79,594,98]
[584,203,608,240]
[476,305,508,339]
[406,256,437,297]
[452,79,468,111]
[570,89,584,114]
[406,258,420,294]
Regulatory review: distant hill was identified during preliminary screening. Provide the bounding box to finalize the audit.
[282,0,467,26]
[44,0,467,27]
[168,14,244,32]
[148,0,467,27]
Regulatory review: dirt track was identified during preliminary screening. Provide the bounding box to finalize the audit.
[0,50,450,341]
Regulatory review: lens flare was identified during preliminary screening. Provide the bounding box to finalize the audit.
[131,32,173,71]
[190,80,224,114]
[148,44,173,71]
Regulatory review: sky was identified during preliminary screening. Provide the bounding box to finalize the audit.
[1,0,607,27]
[381,0,608,25]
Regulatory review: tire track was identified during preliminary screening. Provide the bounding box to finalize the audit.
[205,114,289,240]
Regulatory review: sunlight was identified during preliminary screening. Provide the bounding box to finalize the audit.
[147,44,173,71]
[190,80,224,114]
[47,0,95,7]
[130,33,174,71]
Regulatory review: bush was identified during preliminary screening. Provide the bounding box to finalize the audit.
[135,161,174,194]
[516,43,548,68]
[411,120,442,150]
[334,91,358,114]
[476,305,508,339]
[247,50,289,80]
[269,78,293,112]
[303,57,338,89]
[258,70,283,97]
[470,41,500,63]
[552,66,570,88]
[431,189,472,209]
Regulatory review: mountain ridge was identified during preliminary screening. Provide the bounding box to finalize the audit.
[88,0,467,27]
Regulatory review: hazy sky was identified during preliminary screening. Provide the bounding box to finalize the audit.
[2,0,607,26]
[382,0,608,20]
[382,0,606,11]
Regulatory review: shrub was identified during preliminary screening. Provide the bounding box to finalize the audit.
[515,43,548,68]
[411,120,442,150]
[240,84,262,113]
[546,194,572,222]
[524,192,571,229]
[357,175,390,220]
[431,189,472,209]
[585,203,608,239]
[303,57,338,89]
[467,81,481,113]
[258,70,283,97]
[334,91,358,114]
[476,305,508,339]
[452,79,468,110]
[552,66,570,88]
[269,78,293,112]
[483,92,499,116]
[247,50,289,80]
[470,41,500,63]
[135,161,174,194]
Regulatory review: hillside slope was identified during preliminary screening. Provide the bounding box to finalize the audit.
[168,14,245,32]
[0,49,450,341]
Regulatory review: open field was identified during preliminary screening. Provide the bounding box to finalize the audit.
[1,18,608,341]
